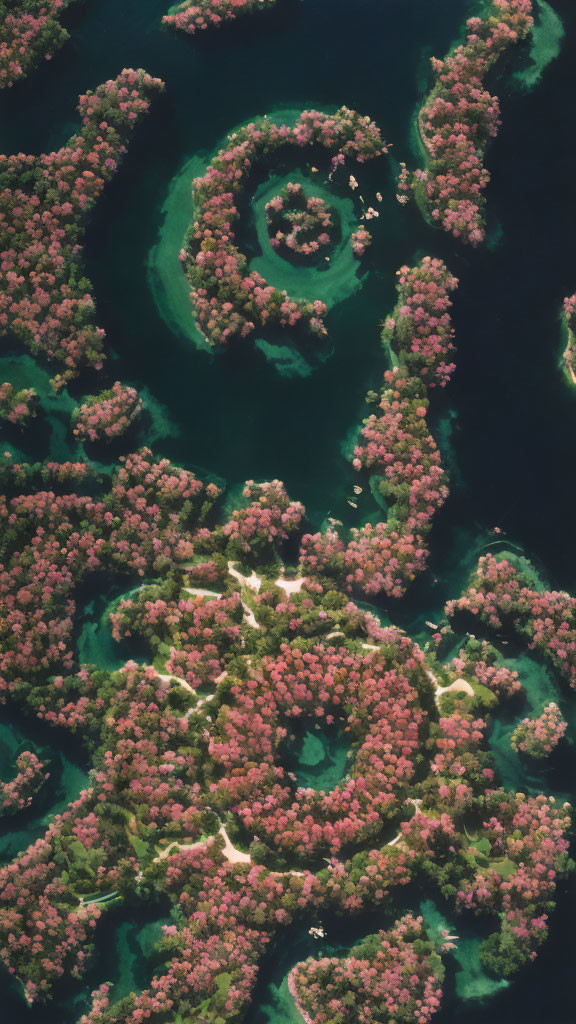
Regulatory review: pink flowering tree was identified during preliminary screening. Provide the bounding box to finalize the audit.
[72,382,143,444]
[207,640,428,858]
[414,0,534,244]
[457,792,573,976]
[0,69,164,388]
[0,659,211,1002]
[290,914,445,1024]
[184,107,387,346]
[265,182,335,261]
[446,553,576,689]
[0,382,39,425]
[419,713,495,813]
[0,448,221,725]
[448,638,523,702]
[0,750,49,815]
[163,0,279,37]
[562,291,576,384]
[219,479,305,563]
[0,444,572,1015]
[382,257,458,388]
[351,226,372,258]
[299,253,457,601]
[78,848,325,1024]
[511,702,567,759]
[300,370,448,599]
[0,0,82,88]
[110,582,244,690]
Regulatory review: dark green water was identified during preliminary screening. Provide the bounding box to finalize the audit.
[1,0,576,1021]
[75,578,152,671]
[1,0,471,526]
[0,900,171,1024]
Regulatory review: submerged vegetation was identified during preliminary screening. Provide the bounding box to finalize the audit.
[182,107,386,347]
[0,2,574,1024]
[414,0,534,244]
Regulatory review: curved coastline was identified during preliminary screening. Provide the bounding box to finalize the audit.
[1,2,576,1024]
[514,0,565,89]
[147,106,380,369]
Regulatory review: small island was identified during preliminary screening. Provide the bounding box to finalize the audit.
[0,3,574,1024]
[265,182,336,262]
[163,0,279,36]
[181,107,387,347]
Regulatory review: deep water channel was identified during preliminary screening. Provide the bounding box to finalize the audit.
[0,714,89,866]
[1,0,576,1022]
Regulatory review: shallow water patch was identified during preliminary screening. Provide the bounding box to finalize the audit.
[281,721,351,792]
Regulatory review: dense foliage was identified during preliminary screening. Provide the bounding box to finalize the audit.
[183,108,386,346]
[265,182,335,261]
[0,381,38,425]
[511,702,567,759]
[0,69,163,387]
[72,383,143,444]
[163,0,279,36]
[415,0,534,244]
[0,0,81,88]
[0,6,573,1024]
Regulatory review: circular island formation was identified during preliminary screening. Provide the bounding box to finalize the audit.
[0,4,575,1024]
[265,183,337,262]
[147,107,384,375]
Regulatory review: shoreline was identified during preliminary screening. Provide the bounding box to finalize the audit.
[147,106,376,369]
[558,305,576,389]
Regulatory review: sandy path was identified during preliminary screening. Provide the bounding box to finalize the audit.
[227,561,262,592]
[156,671,195,694]
[152,826,251,867]
[185,692,216,718]
[183,586,223,600]
[218,825,252,865]
[153,839,205,863]
[274,576,307,596]
[427,667,475,707]
[153,823,306,878]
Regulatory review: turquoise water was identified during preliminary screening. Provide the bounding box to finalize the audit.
[0,901,172,1024]
[75,580,150,672]
[0,0,468,526]
[0,717,89,864]
[282,723,351,792]
[243,897,509,1024]
[1,0,576,1022]
[0,708,169,1023]
[420,899,509,1004]
[487,648,576,801]
[244,927,345,1024]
